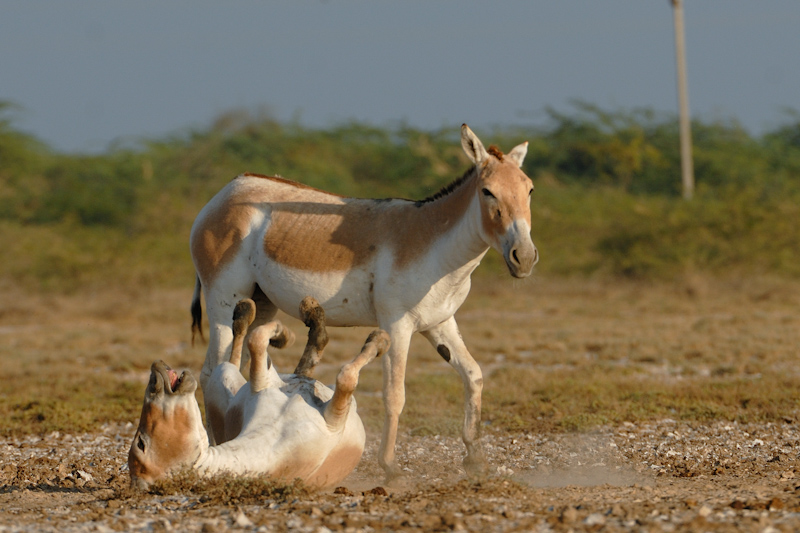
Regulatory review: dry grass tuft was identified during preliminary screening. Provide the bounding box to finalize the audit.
[148,469,308,505]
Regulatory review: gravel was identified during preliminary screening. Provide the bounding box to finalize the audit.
[2,418,800,531]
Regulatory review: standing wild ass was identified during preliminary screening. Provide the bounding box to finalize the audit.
[190,125,537,479]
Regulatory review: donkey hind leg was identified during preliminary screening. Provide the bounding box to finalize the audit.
[201,300,237,447]
[293,296,330,378]
[201,299,256,445]
[377,324,413,481]
[323,329,390,431]
[201,294,268,388]
[200,282,273,445]
[422,316,488,476]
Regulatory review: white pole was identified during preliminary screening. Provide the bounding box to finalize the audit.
[671,0,694,200]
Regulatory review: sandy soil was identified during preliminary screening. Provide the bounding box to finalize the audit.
[1,418,800,531]
[2,276,800,531]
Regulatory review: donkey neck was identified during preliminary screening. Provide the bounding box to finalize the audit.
[193,437,266,475]
[403,168,489,277]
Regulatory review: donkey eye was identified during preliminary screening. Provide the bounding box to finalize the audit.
[481,188,495,199]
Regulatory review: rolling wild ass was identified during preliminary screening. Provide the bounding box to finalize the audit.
[190,124,537,478]
[129,297,389,489]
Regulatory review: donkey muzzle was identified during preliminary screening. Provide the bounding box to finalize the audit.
[502,221,537,278]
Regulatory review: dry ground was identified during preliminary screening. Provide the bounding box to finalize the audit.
[1,274,800,531]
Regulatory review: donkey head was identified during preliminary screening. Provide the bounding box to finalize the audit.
[128,361,206,489]
[461,124,538,278]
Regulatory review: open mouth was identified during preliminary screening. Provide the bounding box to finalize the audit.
[150,360,194,395]
[154,361,184,393]
[167,368,183,392]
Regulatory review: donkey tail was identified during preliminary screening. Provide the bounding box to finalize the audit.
[191,274,205,346]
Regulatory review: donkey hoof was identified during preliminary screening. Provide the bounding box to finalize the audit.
[381,463,406,485]
[463,452,488,478]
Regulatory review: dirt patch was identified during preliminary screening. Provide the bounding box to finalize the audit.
[2,419,800,531]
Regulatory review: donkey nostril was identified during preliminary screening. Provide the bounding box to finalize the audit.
[511,249,520,265]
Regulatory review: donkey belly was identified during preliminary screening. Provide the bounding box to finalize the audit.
[255,262,378,327]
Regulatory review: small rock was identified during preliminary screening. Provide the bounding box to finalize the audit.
[698,505,713,517]
[560,506,578,524]
[366,486,387,496]
[441,511,463,529]
[234,511,253,528]
[585,513,605,526]
[151,519,173,533]
[496,465,514,476]
[200,523,220,533]
[768,497,784,510]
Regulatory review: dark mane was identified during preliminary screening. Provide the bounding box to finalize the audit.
[487,145,504,161]
[414,166,477,207]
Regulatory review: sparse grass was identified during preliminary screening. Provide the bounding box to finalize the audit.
[0,375,142,436]
[2,275,800,441]
[484,367,800,433]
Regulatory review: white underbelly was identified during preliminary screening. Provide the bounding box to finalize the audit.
[256,262,378,327]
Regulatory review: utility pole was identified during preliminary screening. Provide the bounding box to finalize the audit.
[671,0,694,199]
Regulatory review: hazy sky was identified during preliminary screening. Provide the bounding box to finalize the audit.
[2,1,798,153]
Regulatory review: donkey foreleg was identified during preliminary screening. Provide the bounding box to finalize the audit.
[378,323,413,481]
[228,299,257,368]
[248,321,295,393]
[324,329,390,431]
[422,317,487,476]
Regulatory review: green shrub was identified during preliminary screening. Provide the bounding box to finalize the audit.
[2,100,800,288]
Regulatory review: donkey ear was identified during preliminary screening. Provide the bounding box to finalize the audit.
[506,141,528,168]
[461,124,489,165]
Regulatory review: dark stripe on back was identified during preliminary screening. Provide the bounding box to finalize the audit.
[415,166,477,207]
[241,172,346,197]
